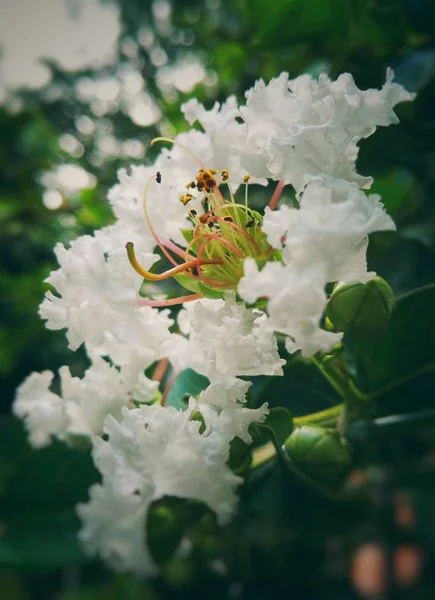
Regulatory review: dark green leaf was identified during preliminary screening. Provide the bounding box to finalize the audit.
[263,407,293,446]
[345,283,435,394]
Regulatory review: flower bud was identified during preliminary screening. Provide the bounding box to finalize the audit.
[284,425,351,485]
[326,277,394,331]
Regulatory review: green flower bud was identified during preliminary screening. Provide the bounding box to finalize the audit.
[326,276,394,331]
[284,425,352,485]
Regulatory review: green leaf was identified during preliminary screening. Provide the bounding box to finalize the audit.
[345,283,435,394]
[0,513,85,569]
[263,407,293,445]
[228,437,252,475]
[369,170,415,215]
[164,369,210,410]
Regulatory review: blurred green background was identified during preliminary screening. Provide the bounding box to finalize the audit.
[1,0,435,598]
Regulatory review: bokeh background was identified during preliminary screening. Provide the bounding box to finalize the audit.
[1,0,435,598]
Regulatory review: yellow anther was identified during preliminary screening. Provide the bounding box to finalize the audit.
[195,168,217,192]
[180,194,193,206]
[243,174,250,183]
[221,169,229,181]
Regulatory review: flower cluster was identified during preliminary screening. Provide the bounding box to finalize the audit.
[14,69,414,575]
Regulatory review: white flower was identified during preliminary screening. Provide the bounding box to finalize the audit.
[77,404,242,574]
[108,159,194,247]
[13,371,68,448]
[164,292,285,380]
[13,357,155,446]
[238,70,414,191]
[59,357,132,439]
[261,204,294,249]
[237,72,295,179]
[238,259,342,357]
[197,378,268,444]
[181,97,263,187]
[39,223,174,373]
[268,71,415,191]
[263,178,395,282]
[77,482,153,576]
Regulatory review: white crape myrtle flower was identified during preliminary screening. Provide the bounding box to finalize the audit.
[237,72,296,179]
[162,293,281,441]
[108,151,196,248]
[39,222,175,374]
[77,481,152,576]
[165,292,285,381]
[14,371,68,448]
[108,117,260,253]
[239,173,398,355]
[196,378,269,444]
[238,69,415,191]
[77,404,242,575]
[14,356,156,447]
[239,259,342,357]
[263,178,396,283]
[288,178,395,282]
[39,223,158,351]
[13,66,415,577]
[181,96,266,188]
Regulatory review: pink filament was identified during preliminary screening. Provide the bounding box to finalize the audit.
[136,293,202,307]
[161,238,194,260]
[160,372,178,406]
[151,358,169,382]
[268,180,285,210]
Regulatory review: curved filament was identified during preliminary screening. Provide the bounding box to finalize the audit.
[136,293,202,308]
[126,242,222,281]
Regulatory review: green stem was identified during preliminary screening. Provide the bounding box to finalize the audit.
[311,355,349,400]
[251,404,343,468]
[294,404,343,426]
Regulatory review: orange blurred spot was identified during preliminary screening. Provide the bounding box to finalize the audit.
[351,543,386,597]
[394,544,423,588]
[394,493,415,527]
[348,470,368,488]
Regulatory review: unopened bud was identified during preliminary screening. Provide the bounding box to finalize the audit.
[326,276,394,332]
[284,425,351,485]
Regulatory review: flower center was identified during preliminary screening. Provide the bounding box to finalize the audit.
[175,168,273,296]
[126,140,278,302]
